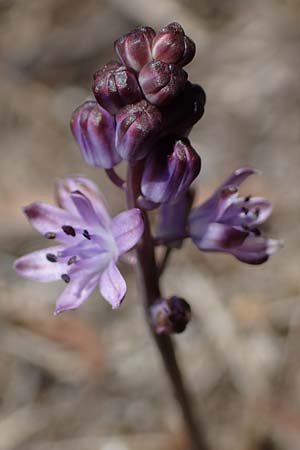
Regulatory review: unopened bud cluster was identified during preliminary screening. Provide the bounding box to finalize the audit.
[71,22,205,205]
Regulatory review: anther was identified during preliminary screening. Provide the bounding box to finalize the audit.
[254,208,260,218]
[67,256,77,265]
[45,232,56,240]
[62,225,76,236]
[241,207,249,215]
[46,253,57,263]
[242,224,250,231]
[244,195,251,202]
[252,228,261,236]
[83,229,91,240]
[61,274,71,283]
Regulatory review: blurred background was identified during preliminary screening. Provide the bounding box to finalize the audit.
[1,0,300,449]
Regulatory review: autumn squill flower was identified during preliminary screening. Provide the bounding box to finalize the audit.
[189,168,282,264]
[14,176,144,314]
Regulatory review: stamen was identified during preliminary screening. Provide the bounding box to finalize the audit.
[45,232,56,240]
[241,207,249,215]
[254,208,260,218]
[83,229,91,240]
[46,253,57,263]
[242,224,250,231]
[62,225,76,236]
[61,274,71,283]
[67,256,77,265]
[252,228,261,236]
[244,195,251,202]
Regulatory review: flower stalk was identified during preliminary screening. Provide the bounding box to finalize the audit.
[126,164,211,450]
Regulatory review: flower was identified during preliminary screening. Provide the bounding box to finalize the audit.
[152,22,196,67]
[138,61,187,106]
[14,176,144,314]
[70,100,121,169]
[114,26,156,72]
[141,136,201,203]
[188,168,282,264]
[92,61,142,115]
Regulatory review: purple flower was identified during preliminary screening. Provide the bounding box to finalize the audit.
[70,100,121,169]
[189,168,282,264]
[138,61,187,106]
[161,82,206,137]
[115,100,162,162]
[14,176,144,314]
[92,61,142,115]
[141,137,201,203]
[114,26,156,72]
[152,22,196,67]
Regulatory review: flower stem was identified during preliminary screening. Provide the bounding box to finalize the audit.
[126,164,211,450]
[105,168,126,189]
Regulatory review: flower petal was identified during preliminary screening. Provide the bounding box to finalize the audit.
[221,197,273,227]
[55,272,99,315]
[230,236,283,265]
[111,208,144,254]
[14,246,68,282]
[99,261,127,309]
[71,191,105,229]
[24,202,83,238]
[56,175,111,229]
[191,222,248,251]
[221,167,257,189]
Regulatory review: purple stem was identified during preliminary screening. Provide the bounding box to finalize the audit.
[126,163,211,450]
[105,168,126,190]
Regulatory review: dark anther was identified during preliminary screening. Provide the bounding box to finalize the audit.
[45,232,56,240]
[46,253,57,263]
[67,256,77,265]
[61,274,71,283]
[83,229,91,240]
[252,228,261,236]
[254,208,260,218]
[242,224,250,231]
[241,207,249,214]
[62,225,76,236]
[244,195,251,202]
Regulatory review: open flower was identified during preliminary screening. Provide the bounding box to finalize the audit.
[188,168,282,264]
[14,176,144,314]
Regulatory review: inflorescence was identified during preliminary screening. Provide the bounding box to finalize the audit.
[14,22,281,332]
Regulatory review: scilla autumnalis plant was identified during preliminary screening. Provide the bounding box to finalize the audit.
[14,23,281,450]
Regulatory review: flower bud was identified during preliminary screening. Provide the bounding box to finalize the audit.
[150,296,192,334]
[138,61,188,106]
[71,100,121,169]
[92,61,142,115]
[152,22,196,67]
[141,137,201,203]
[161,82,206,136]
[114,26,156,72]
[115,100,162,162]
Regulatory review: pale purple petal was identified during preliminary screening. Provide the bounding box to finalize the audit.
[56,175,111,228]
[99,261,127,309]
[24,202,84,238]
[14,246,68,282]
[221,197,273,227]
[111,208,144,254]
[71,192,104,228]
[230,236,282,265]
[192,222,248,251]
[221,167,257,189]
[55,272,99,315]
